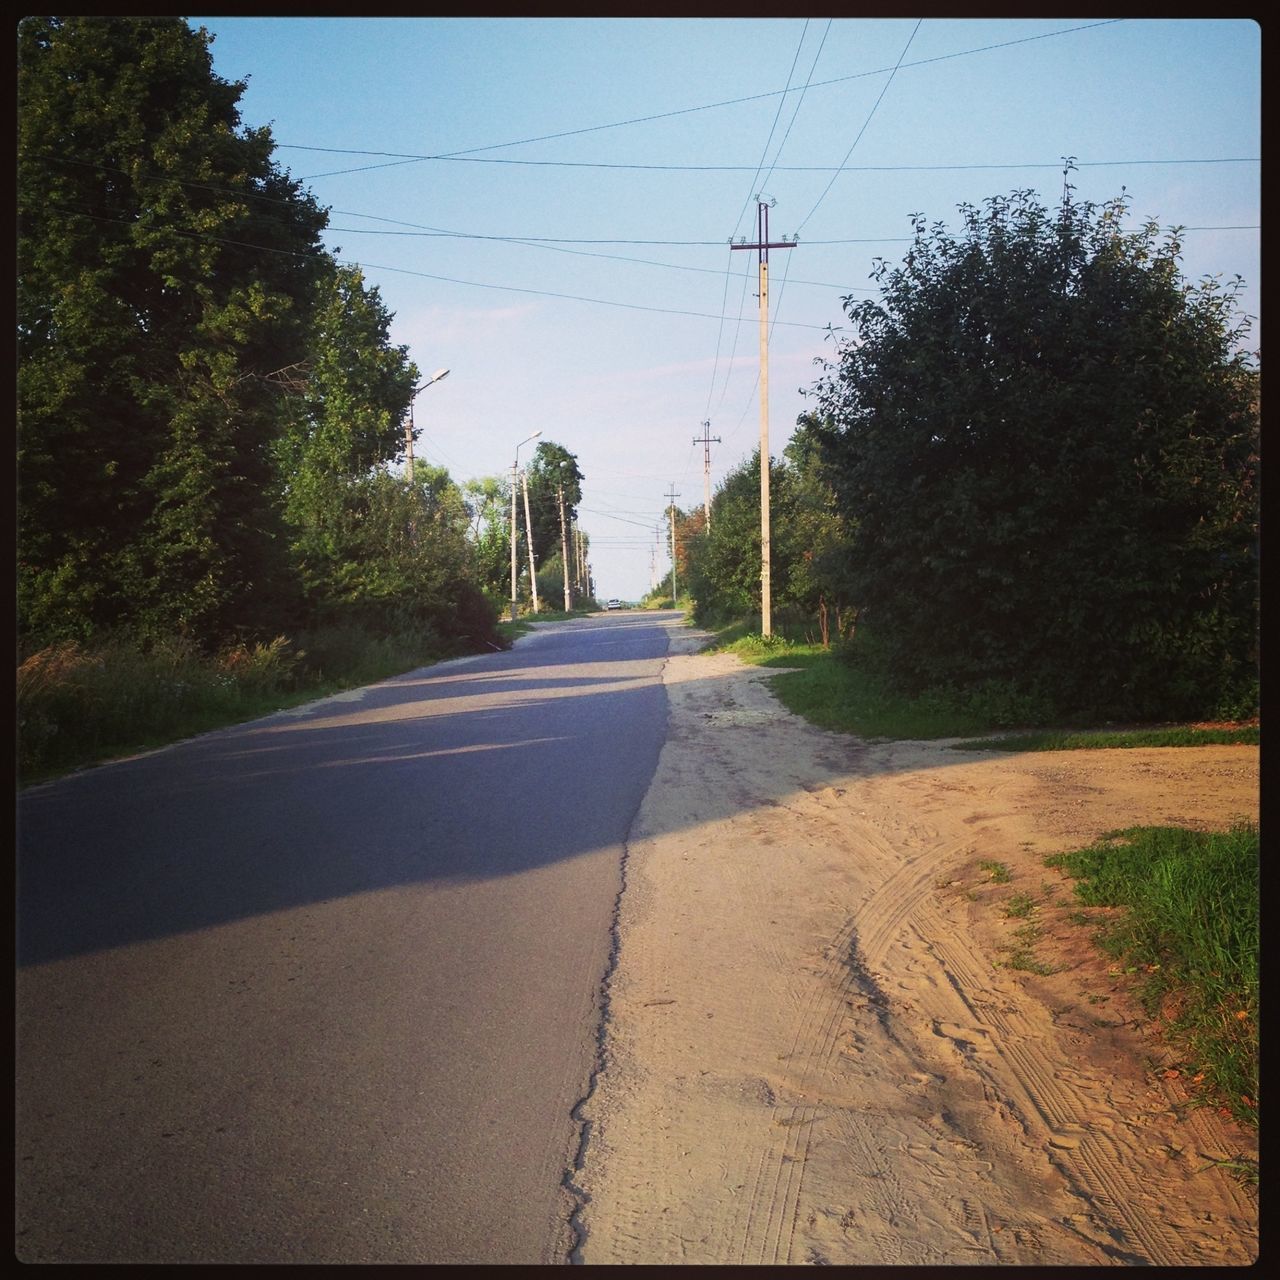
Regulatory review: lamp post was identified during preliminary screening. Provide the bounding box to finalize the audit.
[511,430,542,622]
[405,367,450,484]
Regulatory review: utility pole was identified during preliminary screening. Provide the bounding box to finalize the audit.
[557,482,571,611]
[405,401,416,486]
[731,198,795,637]
[508,431,538,624]
[521,468,539,613]
[511,461,519,621]
[665,483,680,605]
[693,419,721,533]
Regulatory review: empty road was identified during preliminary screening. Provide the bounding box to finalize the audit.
[16,611,681,1264]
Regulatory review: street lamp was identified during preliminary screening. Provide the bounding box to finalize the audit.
[511,430,542,623]
[405,367,450,484]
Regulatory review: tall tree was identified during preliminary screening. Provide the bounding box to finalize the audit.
[779,419,857,645]
[18,17,329,647]
[275,263,419,609]
[523,441,583,573]
[810,188,1259,719]
[463,476,513,603]
[684,450,790,622]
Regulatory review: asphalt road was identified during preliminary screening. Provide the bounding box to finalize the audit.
[16,611,679,1264]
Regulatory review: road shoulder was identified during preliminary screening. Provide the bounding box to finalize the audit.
[574,643,1258,1265]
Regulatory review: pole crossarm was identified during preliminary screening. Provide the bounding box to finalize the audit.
[693,420,721,533]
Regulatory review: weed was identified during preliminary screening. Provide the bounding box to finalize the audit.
[978,860,1011,884]
[17,620,503,783]
[1046,824,1258,1128]
[1003,892,1038,919]
[1194,1154,1259,1188]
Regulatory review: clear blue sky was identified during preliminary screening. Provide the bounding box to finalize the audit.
[190,16,1260,603]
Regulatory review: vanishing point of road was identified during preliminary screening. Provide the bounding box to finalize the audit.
[16,611,680,1264]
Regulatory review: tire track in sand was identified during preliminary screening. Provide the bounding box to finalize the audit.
[573,642,1258,1266]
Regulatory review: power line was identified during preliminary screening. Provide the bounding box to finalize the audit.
[288,153,1265,174]
[757,20,833,198]
[288,20,1127,180]
[38,203,856,330]
[710,19,830,426]
[797,19,923,234]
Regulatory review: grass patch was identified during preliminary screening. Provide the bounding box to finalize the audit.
[17,622,505,785]
[495,619,533,645]
[1046,824,1258,1128]
[979,860,1012,884]
[702,629,1043,738]
[699,625,1261,747]
[953,725,1259,752]
[1003,892,1039,919]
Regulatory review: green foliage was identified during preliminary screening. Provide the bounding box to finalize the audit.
[523,441,583,576]
[16,619,492,782]
[275,263,418,591]
[464,475,514,600]
[810,188,1259,723]
[1046,825,1258,1126]
[18,17,329,647]
[684,451,772,620]
[17,20,505,663]
[298,465,500,651]
[535,551,572,611]
[683,423,856,644]
[953,724,1259,752]
[737,636,1034,739]
[17,632,305,779]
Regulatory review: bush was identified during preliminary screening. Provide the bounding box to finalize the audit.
[811,188,1259,724]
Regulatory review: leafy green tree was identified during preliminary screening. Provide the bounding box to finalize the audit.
[463,476,514,603]
[810,188,1259,719]
[308,463,494,647]
[685,451,789,623]
[275,264,419,607]
[523,441,583,575]
[673,506,705,592]
[778,419,857,645]
[18,16,329,648]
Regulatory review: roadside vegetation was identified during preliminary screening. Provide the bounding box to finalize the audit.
[19,601,605,785]
[18,627,467,784]
[953,725,1259,751]
[1046,825,1259,1132]
[17,19,600,786]
[698,621,1259,1134]
[953,825,1259,1138]
[678,186,1257,734]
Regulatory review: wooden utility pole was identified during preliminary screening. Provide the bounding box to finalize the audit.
[404,402,416,485]
[521,468,539,613]
[557,482,571,611]
[731,198,795,637]
[665,483,681,604]
[693,420,721,533]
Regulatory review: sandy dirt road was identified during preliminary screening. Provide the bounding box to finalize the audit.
[571,631,1258,1266]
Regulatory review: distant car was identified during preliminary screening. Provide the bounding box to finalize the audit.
[606,598,623,610]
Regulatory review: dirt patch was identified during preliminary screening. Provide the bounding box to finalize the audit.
[572,639,1258,1266]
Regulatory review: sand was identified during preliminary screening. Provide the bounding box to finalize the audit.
[570,631,1259,1266]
